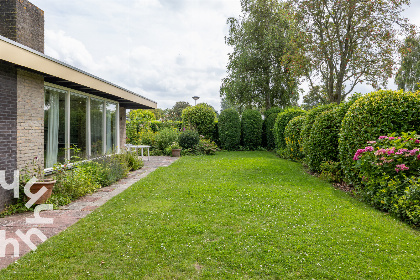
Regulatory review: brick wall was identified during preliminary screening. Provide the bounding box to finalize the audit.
[16,69,44,170]
[0,61,17,210]
[119,106,126,149]
[0,0,44,53]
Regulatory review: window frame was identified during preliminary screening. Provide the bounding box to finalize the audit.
[44,83,120,169]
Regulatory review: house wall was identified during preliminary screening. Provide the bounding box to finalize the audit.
[0,0,44,53]
[0,61,17,210]
[16,69,45,170]
[119,106,126,149]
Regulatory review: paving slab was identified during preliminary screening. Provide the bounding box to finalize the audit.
[0,156,179,270]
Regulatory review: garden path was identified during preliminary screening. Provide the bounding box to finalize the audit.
[0,156,179,270]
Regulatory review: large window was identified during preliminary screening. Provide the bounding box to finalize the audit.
[44,85,119,168]
[44,87,67,168]
[91,98,104,157]
[106,102,117,154]
[70,93,87,160]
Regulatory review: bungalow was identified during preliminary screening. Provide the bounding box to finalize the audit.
[0,0,157,210]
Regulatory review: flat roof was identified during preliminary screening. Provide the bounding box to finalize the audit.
[0,35,157,109]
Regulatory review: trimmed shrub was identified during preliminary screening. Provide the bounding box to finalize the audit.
[179,129,200,149]
[339,90,420,185]
[218,108,241,150]
[263,107,283,149]
[182,103,216,139]
[284,115,306,161]
[307,97,360,173]
[354,132,420,226]
[154,127,179,151]
[300,103,337,161]
[241,109,263,149]
[274,107,306,150]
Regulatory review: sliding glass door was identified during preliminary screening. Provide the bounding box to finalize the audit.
[91,98,104,157]
[44,87,67,168]
[44,85,119,168]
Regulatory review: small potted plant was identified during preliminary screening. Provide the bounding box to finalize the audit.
[170,142,182,157]
[25,157,56,204]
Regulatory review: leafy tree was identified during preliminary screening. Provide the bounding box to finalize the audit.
[168,101,191,121]
[126,109,156,144]
[221,0,299,111]
[150,108,165,120]
[301,86,327,111]
[181,103,216,139]
[287,0,415,104]
[395,35,420,92]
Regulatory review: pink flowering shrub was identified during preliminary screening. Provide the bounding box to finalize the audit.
[354,132,420,226]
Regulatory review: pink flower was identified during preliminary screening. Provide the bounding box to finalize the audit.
[395,168,400,173]
[395,164,409,172]
[386,147,395,155]
[417,154,420,160]
[367,141,376,144]
[375,148,387,156]
[388,137,395,140]
[416,139,420,144]
[365,146,374,152]
[378,136,388,140]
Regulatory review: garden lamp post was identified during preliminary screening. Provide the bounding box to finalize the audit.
[192,96,200,105]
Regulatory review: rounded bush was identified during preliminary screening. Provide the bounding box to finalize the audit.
[181,103,216,139]
[274,107,306,150]
[300,103,337,160]
[154,128,179,151]
[241,109,263,149]
[178,129,200,149]
[218,109,241,150]
[284,115,306,161]
[263,107,283,149]
[307,99,359,173]
[339,89,420,184]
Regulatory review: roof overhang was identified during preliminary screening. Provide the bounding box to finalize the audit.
[0,35,157,109]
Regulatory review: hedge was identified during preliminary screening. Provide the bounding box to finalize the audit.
[339,89,420,185]
[263,107,283,149]
[218,109,241,150]
[274,107,306,150]
[284,115,306,161]
[241,109,263,149]
[300,103,337,162]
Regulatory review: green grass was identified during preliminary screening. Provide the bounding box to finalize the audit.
[1,151,419,279]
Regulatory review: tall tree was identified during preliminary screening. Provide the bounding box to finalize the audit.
[221,0,299,111]
[287,0,415,104]
[395,35,420,92]
[167,101,191,121]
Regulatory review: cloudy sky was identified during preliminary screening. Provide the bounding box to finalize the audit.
[29,0,420,111]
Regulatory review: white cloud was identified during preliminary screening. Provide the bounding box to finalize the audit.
[33,0,420,110]
[30,0,242,111]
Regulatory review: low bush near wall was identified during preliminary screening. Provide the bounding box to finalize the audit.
[241,109,263,150]
[354,132,420,226]
[218,108,241,150]
[154,127,179,152]
[339,90,420,185]
[179,129,200,149]
[274,107,306,150]
[284,115,305,161]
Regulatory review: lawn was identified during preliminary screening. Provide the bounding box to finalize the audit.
[0,151,419,279]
